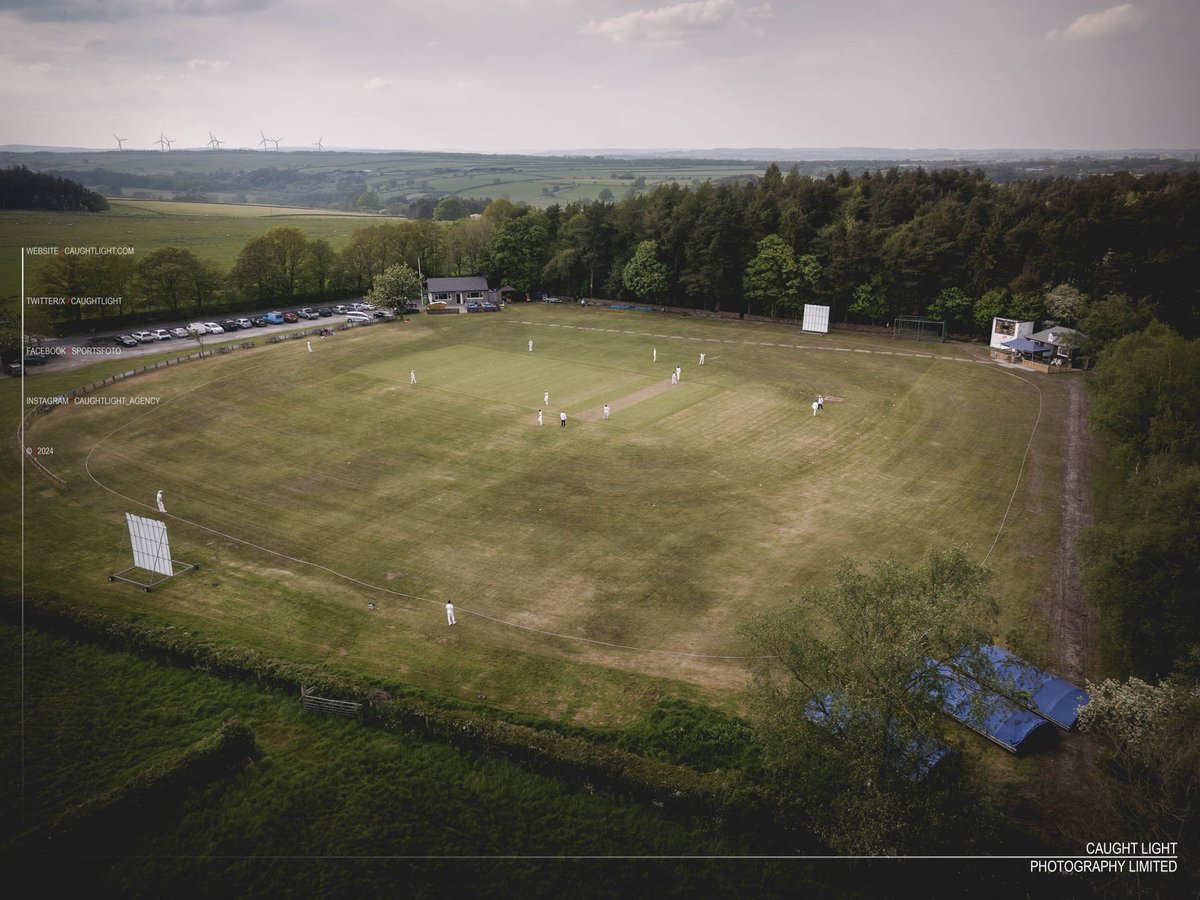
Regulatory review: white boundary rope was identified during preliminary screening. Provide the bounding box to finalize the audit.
[74,323,1044,661]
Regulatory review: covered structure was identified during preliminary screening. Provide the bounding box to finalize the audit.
[930,662,1056,753]
[972,645,1090,730]
[805,694,952,780]
[1029,327,1086,367]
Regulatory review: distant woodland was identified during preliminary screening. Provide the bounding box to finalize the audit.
[0,165,108,211]
[27,166,1199,345]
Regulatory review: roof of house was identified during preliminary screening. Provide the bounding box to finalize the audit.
[427,276,489,292]
[1029,326,1086,347]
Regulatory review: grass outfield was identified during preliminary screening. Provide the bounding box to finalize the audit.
[0,200,387,304]
[8,306,1070,725]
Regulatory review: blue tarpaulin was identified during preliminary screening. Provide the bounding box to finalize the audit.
[930,663,1055,753]
[804,696,952,780]
[1001,336,1050,353]
[975,645,1090,730]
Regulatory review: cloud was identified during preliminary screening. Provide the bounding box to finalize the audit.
[583,0,742,46]
[187,58,230,71]
[362,77,395,91]
[1046,3,1147,42]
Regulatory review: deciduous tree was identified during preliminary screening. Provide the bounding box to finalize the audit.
[740,545,1000,853]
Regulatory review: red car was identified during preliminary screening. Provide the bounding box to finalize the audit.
[283,311,299,323]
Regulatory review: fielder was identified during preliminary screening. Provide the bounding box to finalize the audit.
[528,339,534,352]
[544,390,550,405]
[156,490,165,513]
[538,409,543,426]
[812,400,819,416]
[410,370,417,384]
[307,340,313,353]
[699,352,705,365]
[653,348,657,362]
[602,403,610,420]
[560,410,567,428]
[446,601,457,625]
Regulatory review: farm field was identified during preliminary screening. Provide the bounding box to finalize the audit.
[0,199,385,303]
[7,306,1069,727]
[2,148,767,211]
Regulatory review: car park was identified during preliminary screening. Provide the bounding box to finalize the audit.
[203,322,224,334]
[298,308,319,319]
[115,334,139,347]
[346,311,372,324]
[150,328,172,341]
[132,331,156,343]
[283,311,299,323]
[169,327,189,339]
[236,318,253,329]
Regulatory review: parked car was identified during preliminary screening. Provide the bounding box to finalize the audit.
[132,331,156,343]
[115,334,139,347]
[298,307,319,320]
[188,322,208,335]
[466,302,480,312]
[264,311,285,325]
[360,302,376,310]
[317,307,333,317]
[150,328,172,341]
[236,318,253,329]
[283,311,299,323]
[220,320,240,332]
[251,317,267,327]
[169,327,189,339]
[480,302,499,312]
[346,311,372,324]
[202,322,224,334]
[404,304,421,315]
[373,308,395,319]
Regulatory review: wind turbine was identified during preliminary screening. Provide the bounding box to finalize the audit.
[269,135,281,150]
[208,131,224,150]
[114,134,127,150]
[312,136,324,151]
[155,132,173,151]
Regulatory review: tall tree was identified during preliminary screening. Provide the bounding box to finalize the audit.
[621,240,668,304]
[740,545,1000,853]
[743,234,801,320]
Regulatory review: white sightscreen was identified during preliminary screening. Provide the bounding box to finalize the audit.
[126,513,174,577]
[802,304,830,333]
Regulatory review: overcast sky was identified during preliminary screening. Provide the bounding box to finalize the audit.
[1,0,1196,153]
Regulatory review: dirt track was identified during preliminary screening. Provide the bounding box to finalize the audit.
[1033,375,1111,846]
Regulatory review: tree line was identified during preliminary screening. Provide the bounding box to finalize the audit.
[24,166,1200,344]
[0,165,108,211]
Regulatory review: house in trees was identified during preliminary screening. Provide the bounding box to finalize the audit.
[1029,327,1086,367]
[425,276,494,309]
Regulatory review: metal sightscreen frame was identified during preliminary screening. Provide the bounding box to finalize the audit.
[110,513,198,591]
